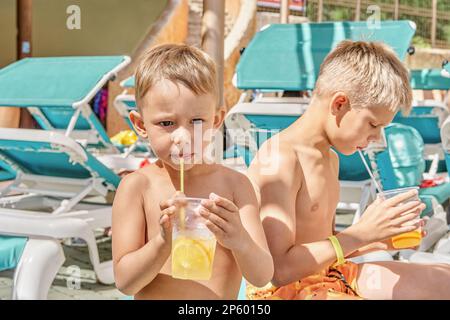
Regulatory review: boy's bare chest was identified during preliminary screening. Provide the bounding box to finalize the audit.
[294,157,340,238]
[143,174,234,235]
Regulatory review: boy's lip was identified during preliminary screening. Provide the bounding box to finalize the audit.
[171,153,195,160]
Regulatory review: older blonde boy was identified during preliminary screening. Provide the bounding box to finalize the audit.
[248,41,450,300]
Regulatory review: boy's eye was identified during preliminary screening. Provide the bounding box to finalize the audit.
[159,121,174,127]
[370,123,378,128]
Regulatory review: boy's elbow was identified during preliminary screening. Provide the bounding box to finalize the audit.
[247,257,274,288]
[271,267,289,287]
[272,261,315,287]
[115,277,138,296]
[114,267,140,296]
[249,272,273,288]
[271,260,298,287]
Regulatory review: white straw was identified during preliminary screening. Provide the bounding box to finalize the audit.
[358,149,383,194]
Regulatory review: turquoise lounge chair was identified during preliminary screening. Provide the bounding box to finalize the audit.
[121,75,135,89]
[0,56,130,154]
[367,123,449,216]
[393,68,450,173]
[442,63,450,176]
[114,75,154,157]
[442,116,450,178]
[0,161,15,181]
[0,128,120,299]
[236,20,416,91]
[410,68,450,90]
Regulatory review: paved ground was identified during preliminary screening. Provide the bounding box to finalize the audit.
[0,232,127,300]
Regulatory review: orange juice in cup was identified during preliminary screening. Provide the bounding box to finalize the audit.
[379,187,422,249]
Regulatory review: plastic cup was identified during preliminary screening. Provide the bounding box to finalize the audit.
[378,187,422,249]
[171,198,216,280]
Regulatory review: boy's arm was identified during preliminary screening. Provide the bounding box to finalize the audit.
[112,173,171,296]
[231,173,274,287]
[248,148,380,287]
[249,148,424,287]
[199,172,274,288]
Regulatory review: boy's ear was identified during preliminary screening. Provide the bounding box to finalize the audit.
[213,106,226,129]
[330,92,350,127]
[129,110,148,139]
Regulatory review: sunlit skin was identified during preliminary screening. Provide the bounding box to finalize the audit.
[248,92,450,299]
[112,79,273,299]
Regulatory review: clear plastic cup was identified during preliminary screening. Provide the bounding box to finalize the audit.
[378,187,422,249]
[171,198,216,280]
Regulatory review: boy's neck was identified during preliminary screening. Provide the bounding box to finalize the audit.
[289,97,332,152]
[159,160,217,181]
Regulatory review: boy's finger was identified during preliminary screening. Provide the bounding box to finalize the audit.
[161,206,176,217]
[400,218,422,228]
[159,214,172,230]
[392,210,420,227]
[209,193,238,212]
[200,201,231,221]
[173,197,188,208]
[397,224,419,234]
[389,201,423,217]
[383,189,419,207]
[199,207,229,232]
[173,191,185,198]
[205,220,225,238]
[159,199,174,210]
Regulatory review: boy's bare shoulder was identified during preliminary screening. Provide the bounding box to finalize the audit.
[248,138,302,194]
[117,163,163,193]
[256,137,300,175]
[214,164,258,205]
[215,164,250,185]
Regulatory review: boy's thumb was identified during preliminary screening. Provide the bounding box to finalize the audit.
[160,214,172,239]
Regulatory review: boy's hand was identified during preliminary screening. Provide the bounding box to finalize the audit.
[355,189,426,244]
[199,193,250,252]
[159,191,187,245]
[377,218,427,250]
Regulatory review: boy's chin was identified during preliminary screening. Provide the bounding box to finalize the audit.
[334,145,359,156]
[163,158,197,171]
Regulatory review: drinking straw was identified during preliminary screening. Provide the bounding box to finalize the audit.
[179,158,185,229]
[358,149,383,194]
[180,157,184,193]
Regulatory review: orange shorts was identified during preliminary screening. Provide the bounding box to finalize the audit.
[247,261,363,300]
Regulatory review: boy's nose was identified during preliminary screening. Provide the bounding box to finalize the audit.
[171,126,191,146]
[369,130,382,143]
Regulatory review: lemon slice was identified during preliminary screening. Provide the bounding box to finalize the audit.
[172,237,212,280]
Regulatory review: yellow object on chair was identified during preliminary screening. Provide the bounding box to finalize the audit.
[111,130,138,146]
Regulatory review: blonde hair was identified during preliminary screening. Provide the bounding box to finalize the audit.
[314,40,412,115]
[135,44,219,110]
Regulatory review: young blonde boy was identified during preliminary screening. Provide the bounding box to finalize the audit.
[248,40,450,300]
[112,44,273,299]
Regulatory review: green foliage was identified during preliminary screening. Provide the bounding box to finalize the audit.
[412,35,431,48]
[306,0,450,47]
